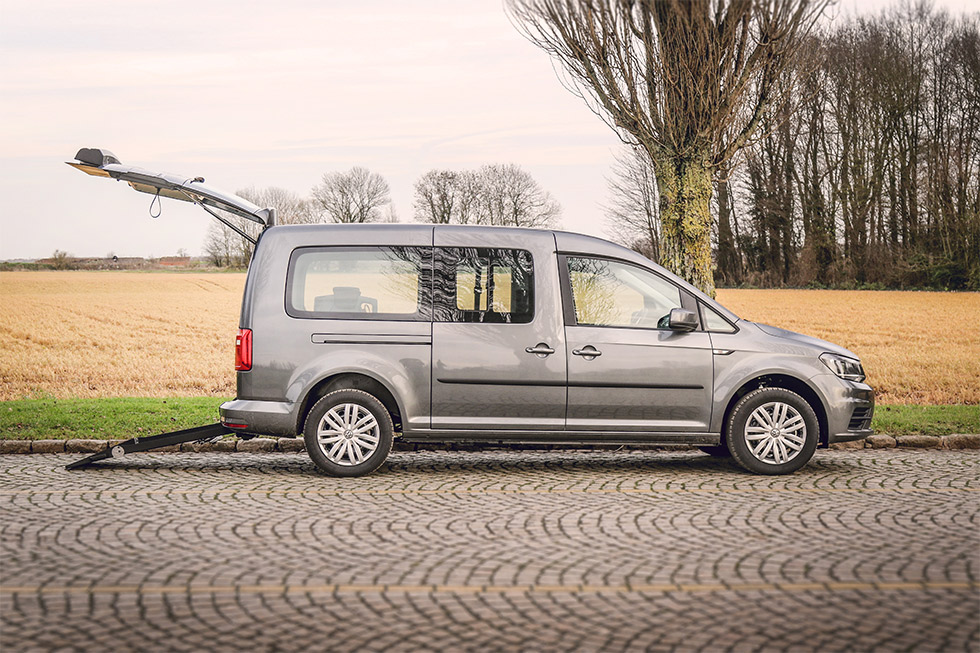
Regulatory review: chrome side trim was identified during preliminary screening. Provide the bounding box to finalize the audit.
[312,334,432,345]
[436,378,703,390]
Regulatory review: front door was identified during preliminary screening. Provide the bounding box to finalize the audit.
[430,228,566,431]
[562,256,714,432]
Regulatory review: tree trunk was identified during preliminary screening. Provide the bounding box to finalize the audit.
[654,157,716,297]
[716,173,738,286]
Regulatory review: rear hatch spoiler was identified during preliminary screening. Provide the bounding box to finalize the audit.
[66,148,275,244]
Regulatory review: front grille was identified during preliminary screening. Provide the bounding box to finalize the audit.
[848,406,873,431]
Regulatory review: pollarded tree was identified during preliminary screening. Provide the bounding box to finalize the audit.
[508,0,829,296]
[311,167,391,224]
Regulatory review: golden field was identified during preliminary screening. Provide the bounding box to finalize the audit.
[1,271,977,404]
[717,289,980,405]
[0,271,245,400]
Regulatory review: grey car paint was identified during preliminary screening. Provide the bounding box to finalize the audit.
[430,227,566,431]
[219,222,874,448]
[67,148,875,473]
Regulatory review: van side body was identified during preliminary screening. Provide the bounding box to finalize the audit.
[220,223,874,472]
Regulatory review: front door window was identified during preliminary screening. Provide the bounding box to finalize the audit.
[567,257,682,329]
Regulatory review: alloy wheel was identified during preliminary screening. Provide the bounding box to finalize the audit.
[316,403,381,466]
[744,401,807,465]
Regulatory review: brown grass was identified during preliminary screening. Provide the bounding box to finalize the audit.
[0,271,244,400]
[717,289,980,405]
[1,272,976,404]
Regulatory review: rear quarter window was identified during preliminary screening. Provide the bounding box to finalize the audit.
[286,247,430,320]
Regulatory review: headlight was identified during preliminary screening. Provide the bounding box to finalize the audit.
[820,353,865,382]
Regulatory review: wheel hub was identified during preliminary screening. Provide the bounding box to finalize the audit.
[745,401,807,466]
[316,403,381,466]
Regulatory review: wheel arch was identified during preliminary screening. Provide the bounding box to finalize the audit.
[721,374,829,447]
[297,372,403,435]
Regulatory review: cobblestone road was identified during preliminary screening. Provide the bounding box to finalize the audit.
[1,449,977,652]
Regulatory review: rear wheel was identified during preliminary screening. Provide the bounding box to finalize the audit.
[303,389,393,477]
[726,387,819,475]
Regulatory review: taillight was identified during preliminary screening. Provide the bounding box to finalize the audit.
[235,328,252,371]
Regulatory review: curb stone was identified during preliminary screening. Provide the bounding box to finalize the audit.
[65,439,108,454]
[866,434,897,449]
[896,435,942,448]
[0,440,31,454]
[279,438,306,453]
[943,433,980,450]
[829,441,864,451]
[31,440,66,453]
[1,435,978,455]
[237,438,277,453]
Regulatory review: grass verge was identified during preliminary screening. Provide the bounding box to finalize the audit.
[0,397,232,440]
[871,404,979,437]
[1,398,977,441]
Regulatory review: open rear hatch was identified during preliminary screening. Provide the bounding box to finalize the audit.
[64,148,275,469]
[67,147,276,243]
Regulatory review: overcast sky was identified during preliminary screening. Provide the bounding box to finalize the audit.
[1,0,976,260]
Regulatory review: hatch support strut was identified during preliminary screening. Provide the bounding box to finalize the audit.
[65,423,232,470]
[186,193,258,245]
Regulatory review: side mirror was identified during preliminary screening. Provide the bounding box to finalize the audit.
[668,307,698,332]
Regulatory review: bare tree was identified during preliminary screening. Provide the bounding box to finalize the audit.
[238,186,315,225]
[310,167,391,224]
[203,220,243,267]
[604,147,660,261]
[414,165,560,227]
[509,0,829,296]
[50,249,75,270]
[476,164,561,228]
[413,170,472,224]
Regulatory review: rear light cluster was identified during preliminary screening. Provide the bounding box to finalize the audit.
[235,328,252,371]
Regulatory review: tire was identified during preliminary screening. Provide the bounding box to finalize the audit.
[698,445,732,458]
[303,389,393,477]
[726,387,819,475]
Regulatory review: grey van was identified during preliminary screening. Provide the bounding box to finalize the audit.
[69,149,874,476]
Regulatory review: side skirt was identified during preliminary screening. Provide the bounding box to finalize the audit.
[399,430,721,446]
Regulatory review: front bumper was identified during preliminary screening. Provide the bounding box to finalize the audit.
[811,374,875,444]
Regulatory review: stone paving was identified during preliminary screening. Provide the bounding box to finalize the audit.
[1,448,977,652]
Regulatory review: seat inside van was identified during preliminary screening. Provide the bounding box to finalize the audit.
[314,287,378,313]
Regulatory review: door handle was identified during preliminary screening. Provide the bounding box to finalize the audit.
[525,343,555,357]
[572,346,602,359]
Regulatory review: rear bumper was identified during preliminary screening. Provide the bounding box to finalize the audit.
[220,398,298,436]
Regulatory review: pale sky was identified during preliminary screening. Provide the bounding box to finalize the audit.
[1,0,976,260]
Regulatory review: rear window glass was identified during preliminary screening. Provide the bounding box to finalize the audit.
[287,247,430,320]
[434,248,534,323]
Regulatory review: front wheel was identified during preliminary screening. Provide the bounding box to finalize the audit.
[726,387,819,475]
[303,389,393,477]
